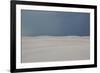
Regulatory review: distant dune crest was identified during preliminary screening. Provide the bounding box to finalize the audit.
[22,35,90,39]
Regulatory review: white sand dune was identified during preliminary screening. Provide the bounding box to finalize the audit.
[21,36,90,63]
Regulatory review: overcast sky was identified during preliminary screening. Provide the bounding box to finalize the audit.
[21,10,90,36]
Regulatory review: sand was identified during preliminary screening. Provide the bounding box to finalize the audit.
[21,36,90,63]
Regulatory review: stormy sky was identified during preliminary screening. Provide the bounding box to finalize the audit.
[21,10,90,36]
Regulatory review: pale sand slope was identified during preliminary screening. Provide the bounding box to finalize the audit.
[22,36,90,63]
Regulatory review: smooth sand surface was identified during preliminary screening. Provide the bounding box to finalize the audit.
[22,36,90,63]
